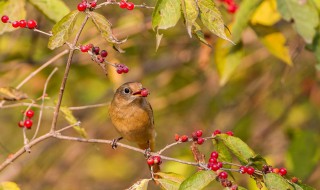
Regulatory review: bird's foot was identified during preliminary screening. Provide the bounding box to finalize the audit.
[144,147,151,158]
[111,137,123,149]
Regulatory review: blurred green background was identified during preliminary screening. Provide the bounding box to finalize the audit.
[0,0,320,189]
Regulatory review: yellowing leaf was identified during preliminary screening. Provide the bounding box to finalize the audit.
[198,0,233,44]
[156,178,181,190]
[156,172,185,183]
[126,179,150,190]
[0,87,28,101]
[264,173,293,190]
[48,10,79,50]
[192,22,211,47]
[181,0,199,37]
[0,0,26,35]
[0,181,20,190]
[179,171,216,190]
[252,25,292,65]
[60,106,87,138]
[28,0,70,23]
[251,0,281,26]
[152,0,181,30]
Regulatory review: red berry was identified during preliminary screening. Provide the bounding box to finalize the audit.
[239,166,247,174]
[217,162,223,169]
[218,171,228,179]
[116,68,123,74]
[279,168,287,176]
[25,110,34,118]
[90,1,97,8]
[191,132,198,141]
[1,15,9,23]
[18,121,24,128]
[226,131,234,136]
[208,157,217,163]
[126,2,134,10]
[211,164,219,171]
[87,43,93,49]
[213,129,221,136]
[92,46,100,55]
[27,20,37,29]
[24,119,33,129]
[197,137,204,145]
[196,130,203,137]
[140,88,149,97]
[247,166,255,175]
[19,20,27,28]
[153,156,162,165]
[210,151,219,159]
[174,134,180,141]
[100,50,108,57]
[77,3,87,11]
[147,157,154,166]
[12,21,19,28]
[180,135,188,142]
[122,66,129,73]
[272,168,279,174]
[228,4,238,14]
[291,177,298,183]
[119,1,127,8]
[80,45,89,52]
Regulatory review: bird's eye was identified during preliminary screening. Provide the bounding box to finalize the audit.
[124,88,130,94]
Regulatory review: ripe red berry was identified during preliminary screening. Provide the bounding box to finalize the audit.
[196,130,203,137]
[147,157,154,166]
[25,110,34,118]
[24,119,33,129]
[119,1,127,8]
[239,166,247,174]
[211,164,219,171]
[80,45,89,52]
[217,162,223,168]
[126,2,135,10]
[291,177,298,183]
[247,166,255,175]
[197,137,204,145]
[1,15,9,23]
[208,157,217,163]
[92,46,100,55]
[90,1,97,8]
[77,3,87,11]
[153,156,162,165]
[226,131,234,136]
[19,20,27,28]
[230,185,238,190]
[140,88,149,97]
[174,134,180,141]
[122,66,129,73]
[210,151,219,159]
[180,135,188,142]
[279,168,287,176]
[213,129,221,136]
[218,171,228,179]
[12,21,19,28]
[18,121,24,128]
[272,168,279,174]
[100,50,108,57]
[27,20,37,29]
[116,68,123,74]
[228,4,238,14]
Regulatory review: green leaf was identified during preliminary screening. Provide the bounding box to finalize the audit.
[198,0,233,44]
[0,87,28,101]
[156,179,181,190]
[156,172,185,183]
[60,106,87,138]
[298,183,316,190]
[248,155,267,170]
[181,0,199,37]
[291,183,304,190]
[179,170,216,190]
[216,134,255,164]
[264,173,293,190]
[276,0,319,43]
[192,22,211,47]
[231,0,263,43]
[48,10,79,50]
[214,139,232,168]
[252,24,292,65]
[152,0,181,30]
[90,12,125,46]
[214,38,244,85]
[0,182,20,190]
[126,179,150,190]
[0,0,26,35]
[28,0,70,22]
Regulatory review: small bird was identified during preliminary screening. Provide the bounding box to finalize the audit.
[109,82,160,172]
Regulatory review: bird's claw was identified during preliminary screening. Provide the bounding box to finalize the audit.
[111,137,123,149]
[144,147,151,158]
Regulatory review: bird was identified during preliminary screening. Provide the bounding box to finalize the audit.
[109,82,160,172]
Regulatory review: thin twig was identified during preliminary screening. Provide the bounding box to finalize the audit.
[68,103,109,110]
[33,29,52,37]
[50,15,90,132]
[32,68,58,140]
[0,102,108,110]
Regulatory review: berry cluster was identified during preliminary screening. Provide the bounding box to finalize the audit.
[262,165,287,176]
[1,15,37,29]
[207,151,224,171]
[212,129,234,136]
[147,155,162,166]
[18,110,35,129]
[77,0,97,12]
[119,0,135,10]
[174,130,204,144]
[219,0,238,14]
[217,171,238,189]
[115,63,129,74]
[238,165,255,175]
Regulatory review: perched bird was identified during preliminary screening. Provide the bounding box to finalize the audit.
[109,82,160,172]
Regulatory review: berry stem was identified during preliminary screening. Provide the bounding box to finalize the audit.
[50,15,89,132]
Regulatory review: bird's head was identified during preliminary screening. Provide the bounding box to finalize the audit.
[113,82,149,104]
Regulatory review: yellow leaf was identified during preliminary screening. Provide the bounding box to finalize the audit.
[251,0,281,26]
[0,181,20,190]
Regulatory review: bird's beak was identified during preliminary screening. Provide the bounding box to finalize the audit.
[132,90,142,96]
[132,88,149,97]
